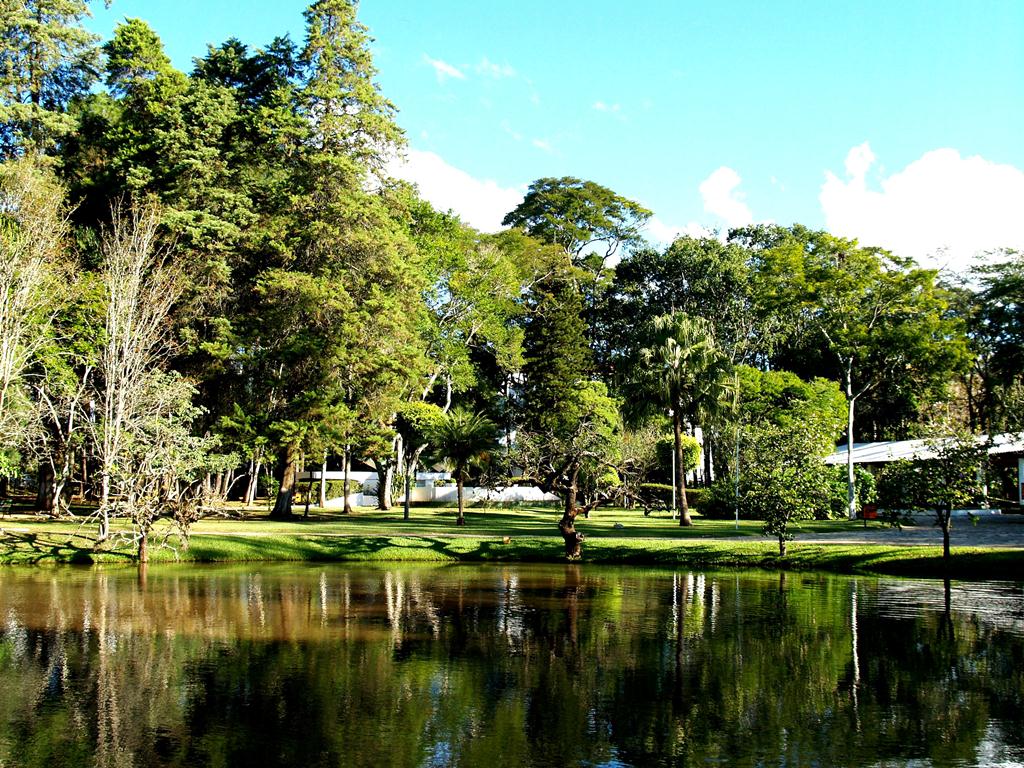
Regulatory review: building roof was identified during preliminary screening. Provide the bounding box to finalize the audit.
[824,433,1024,465]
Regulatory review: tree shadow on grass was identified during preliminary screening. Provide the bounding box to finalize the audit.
[0,529,134,565]
[268,508,562,538]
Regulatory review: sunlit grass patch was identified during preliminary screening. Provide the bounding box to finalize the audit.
[1,503,1021,580]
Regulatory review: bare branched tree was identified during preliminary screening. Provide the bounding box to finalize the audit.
[90,200,185,545]
[0,160,68,468]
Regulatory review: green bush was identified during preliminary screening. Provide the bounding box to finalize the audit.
[818,465,876,520]
[634,483,708,513]
[637,483,673,508]
[699,479,750,520]
[686,488,707,509]
[699,465,876,521]
[655,436,701,481]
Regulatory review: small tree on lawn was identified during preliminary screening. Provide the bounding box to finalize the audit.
[743,425,829,556]
[876,433,986,562]
[429,407,498,526]
[515,380,622,559]
[396,400,444,521]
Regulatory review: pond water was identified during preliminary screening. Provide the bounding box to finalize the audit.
[0,564,1021,768]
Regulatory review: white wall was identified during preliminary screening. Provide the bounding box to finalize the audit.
[297,470,558,506]
[401,485,558,504]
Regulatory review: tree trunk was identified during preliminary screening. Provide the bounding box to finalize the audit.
[703,430,714,486]
[319,453,328,508]
[304,471,315,518]
[35,464,55,514]
[558,473,584,559]
[271,443,299,519]
[98,473,110,541]
[674,413,693,526]
[244,460,259,506]
[375,463,393,510]
[941,506,951,562]
[138,527,148,564]
[52,476,68,516]
[558,509,583,559]
[79,453,87,500]
[343,446,353,515]
[456,472,465,526]
[404,458,413,522]
[779,536,787,557]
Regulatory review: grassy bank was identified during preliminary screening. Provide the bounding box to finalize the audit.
[0,503,1021,581]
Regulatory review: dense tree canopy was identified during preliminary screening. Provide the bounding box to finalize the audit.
[0,0,1009,558]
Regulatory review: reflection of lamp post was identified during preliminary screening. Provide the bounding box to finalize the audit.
[669,408,676,519]
[732,371,740,530]
[734,427,740,530]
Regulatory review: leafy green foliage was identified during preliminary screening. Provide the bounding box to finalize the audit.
[0,0,99,155]
[743,427,829,555]
[603,236,756,376]
[429,409,498,481]
[300,0,402,167]
[964,250,1024,431]
[875,440,986,516]
[521,260,593,436]
[738,224,968,437]
[636,311,729,523]
[502,176,651,267]
[429,407,498,522]
[736,366,846,454]
[654,433,701,477]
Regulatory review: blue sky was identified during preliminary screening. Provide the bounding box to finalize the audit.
[86,0,1024,272]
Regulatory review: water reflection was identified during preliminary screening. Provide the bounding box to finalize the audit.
[0,564,1021,767]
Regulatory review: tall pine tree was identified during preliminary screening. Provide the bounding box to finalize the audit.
[0,0,99,156]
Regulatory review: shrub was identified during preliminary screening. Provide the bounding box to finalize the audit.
[700,478,751,520]
[637,482,673,508]
[686,488,707,509]
[819,465,876,520]
[699,461,874,521]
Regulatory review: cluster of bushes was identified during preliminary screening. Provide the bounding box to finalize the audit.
[631,483,707,513]
[698,465,876,520]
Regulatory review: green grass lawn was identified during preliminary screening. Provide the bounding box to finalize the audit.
[0,499,1021,581]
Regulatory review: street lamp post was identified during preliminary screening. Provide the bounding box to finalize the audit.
[669,408,677,519]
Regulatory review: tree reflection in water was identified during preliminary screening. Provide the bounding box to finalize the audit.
[0,564,1021,767]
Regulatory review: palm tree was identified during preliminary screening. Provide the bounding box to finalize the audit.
[640,312,729,526]
[430,408,498,526]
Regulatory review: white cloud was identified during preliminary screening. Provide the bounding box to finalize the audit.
[423,55,465,82]
[821,143,1024,272]
[644,216,709,246]
[845,141,875,179]
[592,100,621,113]
[477,57,516,78]
[386,149,524,232]
[531,138,553,153]
[699,166,753,228]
